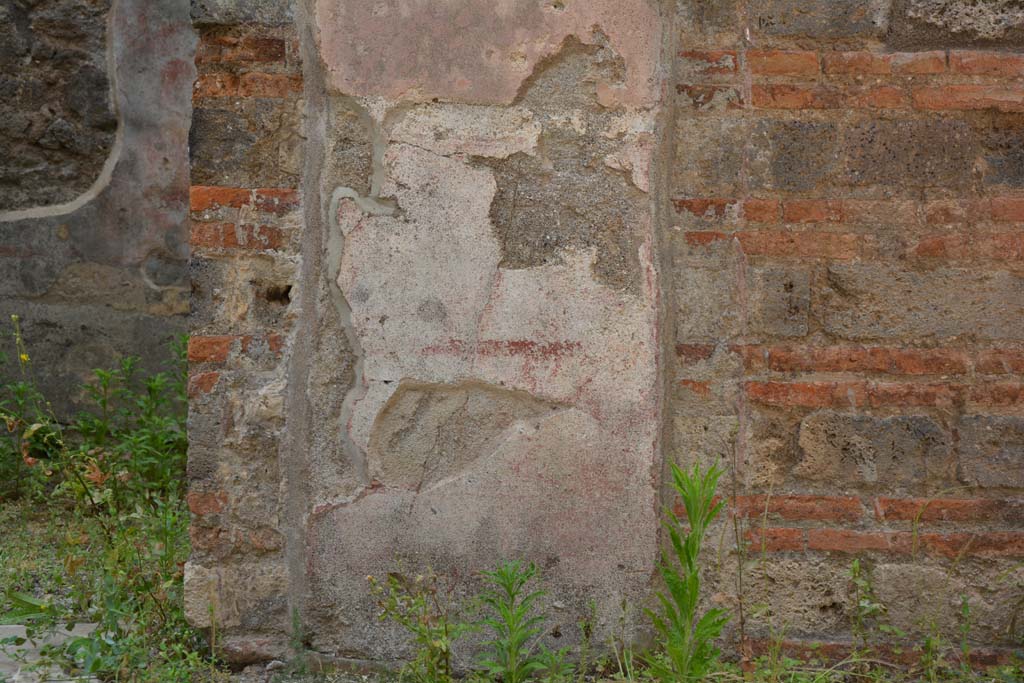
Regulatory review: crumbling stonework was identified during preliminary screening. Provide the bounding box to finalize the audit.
[0,0,115,210]
[187,0,1024,668]
[0,0,193,415]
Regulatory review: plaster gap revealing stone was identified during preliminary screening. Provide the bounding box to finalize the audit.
[475,37,647,292]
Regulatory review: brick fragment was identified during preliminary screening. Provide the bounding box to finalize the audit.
[782,200,844,223]
[193,72,239,99]
[190,186,300,215]
[735,345,969,375]
[866,382,960,407]
[191,222,286,251]
[746,380,965,407]
[970,382,1024,406]
[252,188,300,214]
[197,34,286,64]
[748,50,819,76]
[846,86,908,109]
[678,50,738,78]
[190,186,251,212]
[187,490,228,515]
[677,85,743,111]
[752,84,840,109]
[875,497,1007,523]
[673,198,736,220]
[976,349,1024,374]
[745,381,860,408]
[187,371,221,398]
[675,344,715,364]
[920,532,1024,559]
[744,527,805,552]
[807,529,912,553]
[910,233,1024,260]
[733,495,863,522]
[188,336,235,363]
[951,51,1024,77]
[924,199,989,224]
[743,199,781,223]
[914,85,1024,112]
[990,197,1024,222]
[238,73,303,98]
[823,51,891,75]
[890,51,946,75]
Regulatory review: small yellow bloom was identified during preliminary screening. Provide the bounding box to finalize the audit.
[19,353,29,363]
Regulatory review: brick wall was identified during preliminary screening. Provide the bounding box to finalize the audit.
[671,0,1024,660]
[185,1,302,664]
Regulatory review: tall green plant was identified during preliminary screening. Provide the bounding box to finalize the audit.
[477,561,568,683]
[646,463,730,682]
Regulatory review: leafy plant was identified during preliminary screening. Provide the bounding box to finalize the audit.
[369,569,472,683]
[848,559,904,654]
[476,561,569,683]
[645,463,730,683]
[0,326,215,682]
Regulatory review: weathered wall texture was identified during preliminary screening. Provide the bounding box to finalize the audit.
[671,0,1024,661]
[186,0,1024,667]
[0,0,194,415]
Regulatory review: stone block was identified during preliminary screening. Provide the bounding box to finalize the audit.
[751,120,841,193]
[748,266,811,338]
[820,264,1024,341]
[796,411,954,492]
[844,118,976,191]
[958,415,1024,488]
[752,0,888,39]
[674,117,751,196]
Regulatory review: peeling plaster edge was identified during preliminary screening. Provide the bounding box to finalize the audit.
[0,0,125,223]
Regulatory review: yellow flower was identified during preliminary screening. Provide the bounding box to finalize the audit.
[19,353,29,363]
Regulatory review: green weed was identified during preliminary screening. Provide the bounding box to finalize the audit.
[476,561,570,683]
[645,463,730,683]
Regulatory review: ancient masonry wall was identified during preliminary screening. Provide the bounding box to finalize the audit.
[186,0,1024,666]
[0,0,193,415]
